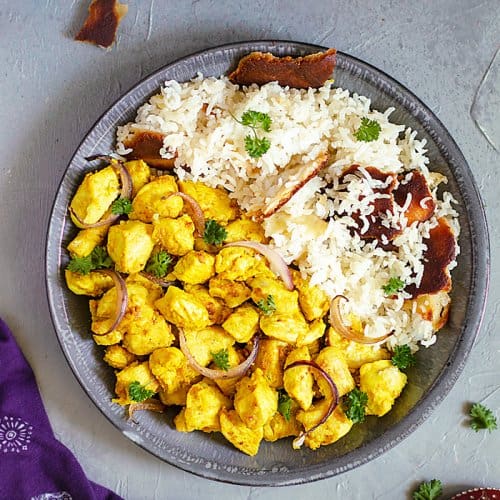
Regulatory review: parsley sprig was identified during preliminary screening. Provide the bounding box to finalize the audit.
[203,219,228,246]
[278,390,292,422]
[128,381,156,403]
[145,250,173,278]
[382,277,405,296]
[256,295,276,316]
[66,246,113,275]
[412,479,443,500]
[343,388,369,423]
[234,110,272,158]
[211,348,230,371]
[354,117,381,142]
[391,345,416,370]
[469,402,498,432]
[111,197,132,215]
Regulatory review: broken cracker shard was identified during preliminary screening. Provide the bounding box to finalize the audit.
[75,0,128,49]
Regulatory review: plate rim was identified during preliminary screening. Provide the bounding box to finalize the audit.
[45,39,490,486]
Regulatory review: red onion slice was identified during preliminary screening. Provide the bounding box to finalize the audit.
[70,159,133,229]
[224,241,294,290]
[179,328,260,380]
[166,192,205,237]
[329,295,392,345]
[127,400,164,420]
[285,360,339,449]
[92,269,128,336]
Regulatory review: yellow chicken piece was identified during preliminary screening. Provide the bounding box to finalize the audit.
[172,251,215,284]
[184,284,231,325]
[92,329,123,346]
[225,218,267,243]
[183,380,231,432]
[124,159,151,197]
[263,411,302,442]
[234,368,278,429]
[155,286,210,330]
[219,409,263,456]
[122,312,174,356]
[296,402,353,450]
[222,304,259,343]
[315,347,355,397]
[178,180,238,223]
[113,361,159,405]
[129,175,183,222]
[70,166,120,225]
[327,327,390,370]
[283,347,314,411]
[182,326,234,367]
[159,386,190,406]
[125,273,163,301]
[297,319,326,347]
[103,345,137,369]
[259,313,308,344]
[359,360,407,416]
[64,269,113,297]
[215,247,264,281]
[254,339,289,388]
[209,276,251,308]
[107,220,154,274]
[67,225,109,258]
[291,270,330,321]
[152,215,195,256]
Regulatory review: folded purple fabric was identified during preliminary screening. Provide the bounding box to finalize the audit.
[0,318,123,500]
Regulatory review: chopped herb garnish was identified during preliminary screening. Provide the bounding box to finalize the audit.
[278,390,293,422]
[469,403,498,432]
[256,295,276,316]
[211,348,230,371]
[412,479,443,500]
[203,219,227,245]
[67,245,113,275]
[343,388,369,424]
[354,117,382,142]
[382,277,405,295]
[145,250,172,278]
[111,197,132,215]
[128,381,155,403]
[391,345,416,370]
[233,109,272,158]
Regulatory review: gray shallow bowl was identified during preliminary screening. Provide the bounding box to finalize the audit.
[46,41,489,486]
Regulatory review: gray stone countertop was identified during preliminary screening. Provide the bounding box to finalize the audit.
[0,1,498,498]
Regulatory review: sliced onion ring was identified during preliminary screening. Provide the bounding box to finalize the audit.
[127,400,164,420]
[70,158,133,229]
[179,328,260,380]
[139,271,176,288]
[224,241,294,290]
[285,360,339,449]
[166,192,205,237]
[329,295,392,345]
[92,269,128,336]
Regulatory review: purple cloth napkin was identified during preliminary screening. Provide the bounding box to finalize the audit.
[0,318,123,500]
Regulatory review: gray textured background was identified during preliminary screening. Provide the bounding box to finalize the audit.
[1,1,499,498]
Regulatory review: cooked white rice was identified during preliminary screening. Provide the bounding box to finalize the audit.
[116,75,460,350]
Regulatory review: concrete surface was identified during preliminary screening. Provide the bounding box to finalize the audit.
[0,1,498,498]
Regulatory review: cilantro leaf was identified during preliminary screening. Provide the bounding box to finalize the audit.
[66,246,113,275]
[278,390,293,422]
[343,388,368,424]
[391,345,416,370]
[244,135,271,158]
[241,110,272,132]
[111,197,132,215]
[256,295,276,316]
[354,117,382,142]
[469,403,498,432]
[382,277,405,295]
[412,479,443,500]
[203,219,228,245]
[211,349,230,371]
[128,381,155,403]
[145,250,172,278]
